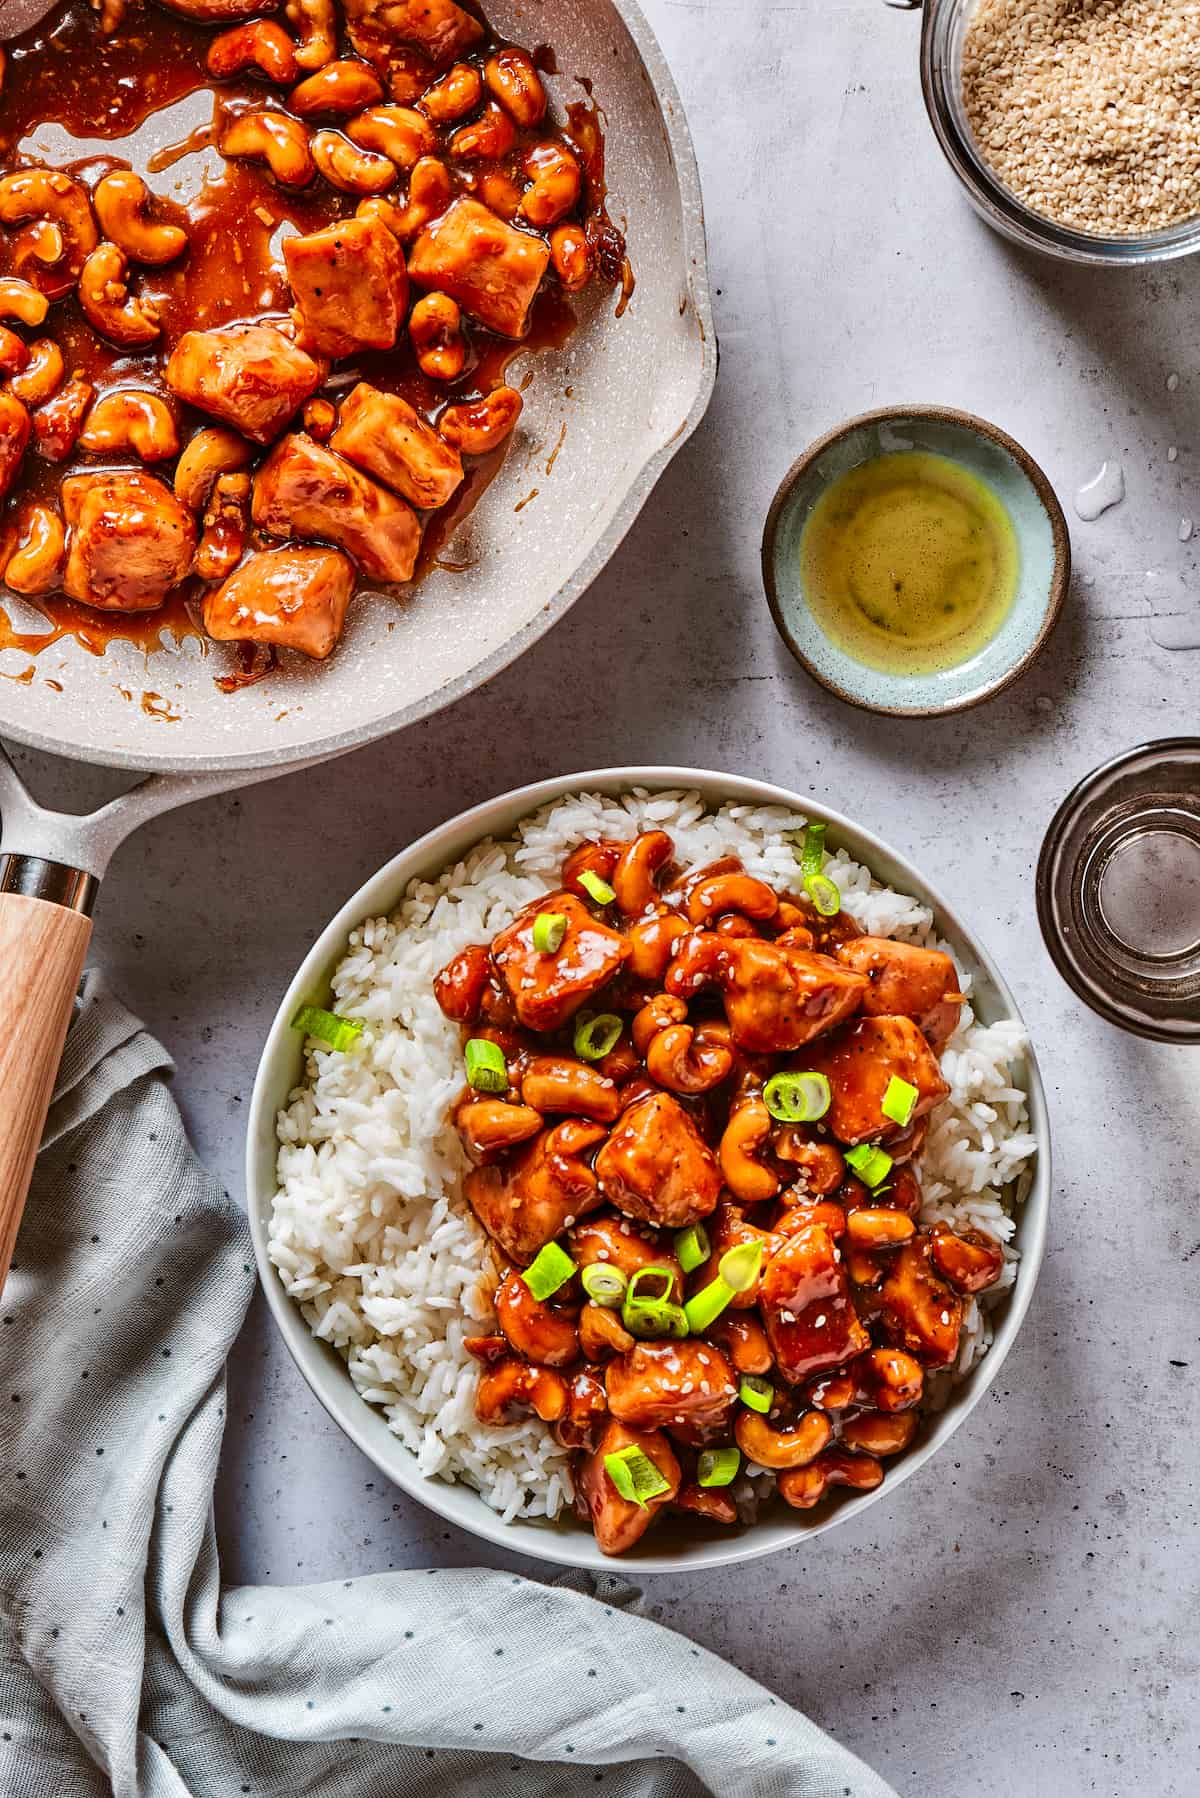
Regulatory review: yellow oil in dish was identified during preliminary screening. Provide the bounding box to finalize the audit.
[799,450,1019,676]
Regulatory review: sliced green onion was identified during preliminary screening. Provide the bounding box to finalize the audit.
[532,911,567,954]
[803,871,841,918]
[683,1275,735,1335]
[762,1070,831,1124]
[521,1240,576,1301]
[881,1075,918,1127]
[718,1240,764,1293]
[464,1037,508,1093]
[845,1142,894,1189]
[604,1442,671,1507]
[622,1266,687,1338]
[581,1263,627,1307]
[796,821,827,881]
[578,869,615,906]
[674,1223,710,1274]
[291,1004,364,1052]
[738,1374,773,1414]
[697,1446,741,1488]
[573,1011,623,1061]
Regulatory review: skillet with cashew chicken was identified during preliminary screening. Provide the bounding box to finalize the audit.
[433,823,1005,1555]
[0,0,628,684]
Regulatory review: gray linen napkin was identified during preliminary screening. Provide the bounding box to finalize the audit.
[0,973,898,1798]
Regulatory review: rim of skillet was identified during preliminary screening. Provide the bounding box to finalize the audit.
[760,404,1071,720]
[246,767,1052,1574]
[0,0,717,777]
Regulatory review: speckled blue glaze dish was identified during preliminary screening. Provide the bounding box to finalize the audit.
[761,406,1070,717]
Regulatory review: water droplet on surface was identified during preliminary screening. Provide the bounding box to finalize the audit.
[1074,460,1125,521]
[1145,568,1200,650]
[1168,446,1179,462]
[1167,372,1180,392]
[1180,518,1194,542]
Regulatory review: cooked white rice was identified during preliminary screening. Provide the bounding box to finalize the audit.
[270,790,1038,1523]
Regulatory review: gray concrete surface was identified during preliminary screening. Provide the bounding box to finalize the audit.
[9,2,1200,1792]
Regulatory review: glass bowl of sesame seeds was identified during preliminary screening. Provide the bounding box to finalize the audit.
[921,0,1200,266]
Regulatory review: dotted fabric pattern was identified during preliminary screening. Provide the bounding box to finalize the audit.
[0,973,898,1798]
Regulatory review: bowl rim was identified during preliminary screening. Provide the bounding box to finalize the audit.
[246,765,1052,1574]
[760,403,1071,719]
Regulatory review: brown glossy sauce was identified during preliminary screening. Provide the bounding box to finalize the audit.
[0,0,630,684]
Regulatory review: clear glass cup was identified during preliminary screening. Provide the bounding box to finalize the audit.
[1037,741,1200,1042]
[921,0,1200,267]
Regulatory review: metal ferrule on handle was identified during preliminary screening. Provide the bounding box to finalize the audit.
[0,854,98,914]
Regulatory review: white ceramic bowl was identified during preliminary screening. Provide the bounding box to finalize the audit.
[246,768,1051,1572]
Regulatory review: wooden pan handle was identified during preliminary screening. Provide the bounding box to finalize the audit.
[0,892,92,1291]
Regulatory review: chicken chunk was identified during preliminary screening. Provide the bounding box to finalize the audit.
[330,382,463,510]
[201,545,354,659]
[0,392,30,501]
[284,216,408,359]
[759,1222,870,1386]
[798,1015,950,1146]
[569,1213,684,1303]
[837,936,964,1053]
[576,1418,680,1557]
[252,433,420,584]
[61,471,196,611]
[878,1236,963,1367]
[164,324,321,445]
[606,1341,737,1438]
[343,0,483,71]
[463,1119,606,1265]
[594,1090,722,1230]
[491,890,629,1032]
[408,197,550,338]
[666,932,868,1054]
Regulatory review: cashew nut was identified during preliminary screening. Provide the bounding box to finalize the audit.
[358,156,451,241]
[310,129,396,194]
[0,169,98,285]
[520,1055,621,1124]
[708,1312,773,1375]
[631,992,686,1057]
[220,110,315,187]
[302,395,337,440]
[484,46,547,128]
[718,1099,781,1205]
[579,1302,634,1362]
[778,1449,883,1508]
[78,244,161,346]
[687,871,779,926]
[845,1208,916,1251]
[437,386,522,455]
[626,908,690,982]
[93,172,188,267]
[11,217,67,294]
[79,389,179,460]
[195,470,251,581]
[419,62,483,124]
[2,500,63,595]
[455,1099,543,1158]
[409,292,465,381]
[31,379,92,463]
[495,1267,579,1367]
[609,832,671,916]
[735,1408,832,1470]
[476,169,524,221]
[0,277,47,329]
[449,101,516,162]
[550,222,592,291]
[647,1020,735,1096]
[290,58,383,115]
[0,327,29,377]
[840,1410,918,1458]
[173,427,255,514]
[208,20,299,82]
[776,1198,848,1240]
[520,140,582,229]
[346,104,436,169]
[284,0,336,70]
[805,1369,857,1410]
[475,1357,566,1424]
[772,1130,845,1195]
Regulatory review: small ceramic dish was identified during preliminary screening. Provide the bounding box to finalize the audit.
[246,767,1051,1573]
[761,406,1070,717]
